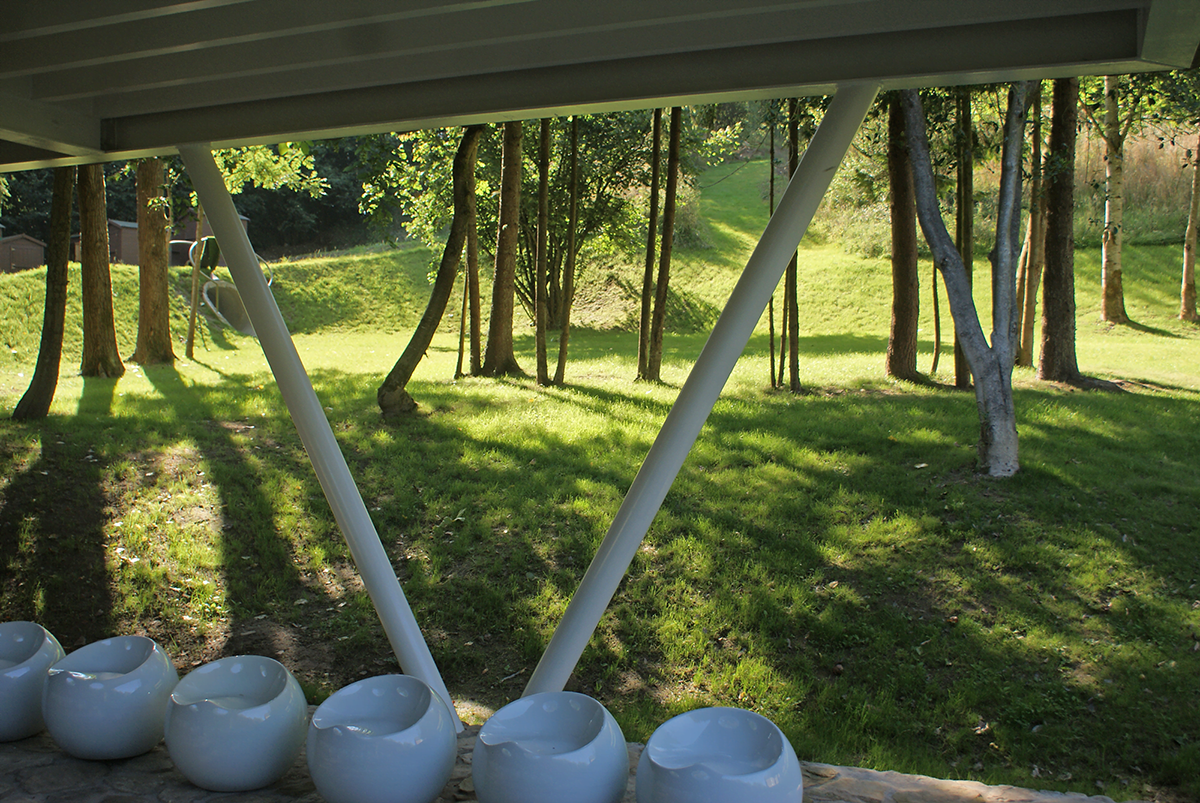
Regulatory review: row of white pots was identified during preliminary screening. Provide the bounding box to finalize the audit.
[1,621,804,802]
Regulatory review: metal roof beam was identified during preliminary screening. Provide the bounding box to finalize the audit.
[0,91,103,161]
[104,11,1140,153]
[1140,0,1200,66]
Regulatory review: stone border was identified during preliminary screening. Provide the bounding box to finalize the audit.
[0,724,1141,803]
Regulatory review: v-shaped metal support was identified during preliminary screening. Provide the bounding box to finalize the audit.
[177,79,876,726]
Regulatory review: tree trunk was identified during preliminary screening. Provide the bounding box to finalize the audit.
[468,129,483,374]
[554,116,580,385]
[886,93,921,381]
[768,120,778,389]
[786,99,801,393]
[132,158,175,365]
[903,85,1032,477]
[535,118,551,385]
[481,121,524,377]
[1017,86,1047,366]
[930,262,942,375]
[954,87,974,389]
[185,204,205,360]
[78,164,125,379]
[378,125,484,416]
[456,268,469,379]
[638,109,662,380]
[1181,131,1199,322]
[1038,78,1082,383]
[1100,75,1130,324]
[13,167,75,420]
[646,107,681,383]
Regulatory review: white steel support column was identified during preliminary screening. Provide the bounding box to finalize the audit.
[179,144,462,732]
[524,83,879,696]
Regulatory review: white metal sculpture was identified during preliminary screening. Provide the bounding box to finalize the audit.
[177,79,875,722]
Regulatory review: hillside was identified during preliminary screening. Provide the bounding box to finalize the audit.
[2,158,1198,394]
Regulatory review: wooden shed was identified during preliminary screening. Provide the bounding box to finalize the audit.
[107,219,139,264]
[66,216,248,266]
[70,219,133,264]
[0,234,47,273]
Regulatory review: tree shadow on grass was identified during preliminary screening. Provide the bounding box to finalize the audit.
[129,364,345,675]
[0,424,113,649]
[1109,318,1183,338]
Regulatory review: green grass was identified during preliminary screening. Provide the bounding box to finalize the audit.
[0,159,1198,800]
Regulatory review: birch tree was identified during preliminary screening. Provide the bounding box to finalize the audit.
[1080,75,1160,323]
[903,84,1034,477]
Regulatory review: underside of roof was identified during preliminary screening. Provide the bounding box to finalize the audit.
[1,0,1197,171]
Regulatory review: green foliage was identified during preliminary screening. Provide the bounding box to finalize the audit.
[211,143,326,199]
[357,128,467,247]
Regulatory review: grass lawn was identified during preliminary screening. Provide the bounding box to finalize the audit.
[1,159,1198,801]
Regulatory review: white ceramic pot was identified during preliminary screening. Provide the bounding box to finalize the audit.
[165,655,308,792]
[307,674,457,803]
[42,635,178,760]
[473,691,628,803]
[636,707,803,803]
[0,621,65,741]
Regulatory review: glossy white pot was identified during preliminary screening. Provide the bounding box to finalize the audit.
[307,674,457,803]
[636,707,803,803]
[473,691,628,803]
[43,635,178,760]
[0,621,65,741]
[165,655,307,792]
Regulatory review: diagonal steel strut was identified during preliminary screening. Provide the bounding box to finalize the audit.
[179,144,462,732]
[524,82,880,696]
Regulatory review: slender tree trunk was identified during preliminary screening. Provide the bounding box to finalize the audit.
[768,120,778,389]
[132,158,175,365]
[638,109,662,380]
[954,87,974,389]
[1039,78,1082,383]
[778,287,788,388]
[535,118,551,385]
[467,130,482,374]
[78,164,125,379]
[886,93,920,381]
[378,125,484,416]
[646,107,682,382]
[786,99,801,393]
[1101,75,1130,324]
[185,204,205,360]
[455,268,469,379]
[13,167,75,420]
[554,116,580,385]
[481,121,524,377]
[1181,131,1199,322]
[930,263,942,375]
[904,84,1032,477]
[1017,86,1047,366]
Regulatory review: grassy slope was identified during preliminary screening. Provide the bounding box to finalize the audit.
[0,160,1198,800]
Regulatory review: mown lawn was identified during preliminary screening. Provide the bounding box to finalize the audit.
[0,159,1197,800]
